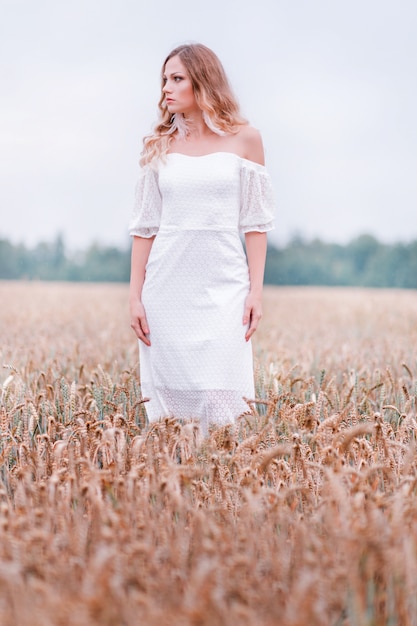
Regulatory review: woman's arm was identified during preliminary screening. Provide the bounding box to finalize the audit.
[243,231,267,341]
[241,127,268,341]
[129,235,155,346]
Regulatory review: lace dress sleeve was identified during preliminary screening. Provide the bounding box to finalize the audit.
[128,165,162,238]
[239,160,275,233]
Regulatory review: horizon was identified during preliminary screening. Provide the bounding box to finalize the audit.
[2,230,416,253]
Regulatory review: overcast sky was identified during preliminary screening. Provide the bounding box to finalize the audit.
[1,0,417,250]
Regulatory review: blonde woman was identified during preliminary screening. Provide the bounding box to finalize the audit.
[129,43,275,434]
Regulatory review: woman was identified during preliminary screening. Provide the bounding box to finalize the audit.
[129,43,275,434]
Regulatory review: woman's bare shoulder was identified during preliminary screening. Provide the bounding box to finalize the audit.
[236,125,265,165]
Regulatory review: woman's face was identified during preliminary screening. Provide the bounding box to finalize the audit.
[162,55,197,116]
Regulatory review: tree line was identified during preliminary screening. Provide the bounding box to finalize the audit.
[1,233,417,288]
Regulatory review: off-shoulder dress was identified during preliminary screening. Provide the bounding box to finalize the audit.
[129,152,275,433]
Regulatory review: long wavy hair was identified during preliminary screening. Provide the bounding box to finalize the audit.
[140,43,247,166]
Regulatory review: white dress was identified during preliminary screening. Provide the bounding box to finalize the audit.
[129,152,275,433]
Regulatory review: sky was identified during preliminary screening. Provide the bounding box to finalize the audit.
[1,0,417,250]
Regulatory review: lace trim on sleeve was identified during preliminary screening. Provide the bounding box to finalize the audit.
[239,161,275,234]
[128,165,162,238]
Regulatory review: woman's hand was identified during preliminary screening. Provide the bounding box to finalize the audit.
[243,291,263,342]
[130,299,151,346]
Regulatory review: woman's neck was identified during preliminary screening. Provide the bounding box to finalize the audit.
[181,110,214,139]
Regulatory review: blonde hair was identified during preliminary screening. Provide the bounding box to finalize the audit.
[140,43,247,166]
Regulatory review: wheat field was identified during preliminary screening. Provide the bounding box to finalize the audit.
[1,281,417,625]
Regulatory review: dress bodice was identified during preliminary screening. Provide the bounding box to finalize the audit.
[129,152,275,238]
[158,153,241,232]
